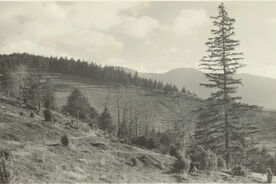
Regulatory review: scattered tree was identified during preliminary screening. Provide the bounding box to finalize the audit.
[181,86,186,94]
[62,88,91,122]
[98,107,114,133]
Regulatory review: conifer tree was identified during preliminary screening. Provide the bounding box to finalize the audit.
[62,88,91,121]
[181,86,186,94]
[98,107,114,133]
[22,73,42,109]
[41,79,56,110]
[195,3,259,168]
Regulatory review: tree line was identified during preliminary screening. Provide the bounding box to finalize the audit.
[0,53,181,94]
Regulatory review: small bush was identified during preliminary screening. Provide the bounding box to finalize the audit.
[147,137,159,149]
[131,158,137,166]
[217,155,226,169]
[44,109,53,122]
[232,165,249,177]
[134,136,158,149]
[187,145,217,171]
[0,159,10,183]
[169,144,183,160]
[0,149,12,183]
[159,133,173,146]
[60,134,69,147]
[30,112,35,118]
[173,157,191,173]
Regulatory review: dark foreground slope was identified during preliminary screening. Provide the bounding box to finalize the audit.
[0,97,269,183]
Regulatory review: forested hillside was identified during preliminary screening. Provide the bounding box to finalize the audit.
[0,52,275,154]
[0,53,179,94]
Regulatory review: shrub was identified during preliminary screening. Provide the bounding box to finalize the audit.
[187,145,217,171]
[0,159,10,183]
[44,109,53,122]
[159,133,173,146]
[134,136,158,149]
[173,157,190,173]
[232,165,249,177]
[60,134,69,147]
[187,145,205,167]
[169,144,183,160]
[131,158,137,166]
[147,137,159,149]
[0,149,12,183]
[30,112,35,118]
[217,155,226,169]
[169,144,178,156]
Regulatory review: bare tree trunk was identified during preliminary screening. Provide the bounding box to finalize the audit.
[117,102,121,136]
[144,116,148,138]
[135,115,138,139]
[77,110,79,123]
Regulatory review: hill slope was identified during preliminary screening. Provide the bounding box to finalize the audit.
[0,97,270,183]
[40,72,276,153]
[141,68,276,110]
[46,72,203,132]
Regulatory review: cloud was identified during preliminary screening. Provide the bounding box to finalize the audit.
[266,18,276,24]
[118,16,160,38]
[0,2,145,57]
[171,8,208,35]
[64,2,147,31]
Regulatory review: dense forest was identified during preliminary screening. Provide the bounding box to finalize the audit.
[0,53,180,93]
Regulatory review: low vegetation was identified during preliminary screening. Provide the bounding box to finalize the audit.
[232,165,250,177]
[44,109,53,122]
[0,150,11,184]
[60,134,69,147]
[172,157,190,173]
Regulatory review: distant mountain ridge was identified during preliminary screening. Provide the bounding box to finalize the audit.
[139,68,276,110]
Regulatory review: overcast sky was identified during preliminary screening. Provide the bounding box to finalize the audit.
[1,1,276,78]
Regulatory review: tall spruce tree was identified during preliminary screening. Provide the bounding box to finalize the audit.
[195,3,259,168]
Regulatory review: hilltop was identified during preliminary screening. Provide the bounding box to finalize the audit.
[141,67,276,110]
[0,97,268,183]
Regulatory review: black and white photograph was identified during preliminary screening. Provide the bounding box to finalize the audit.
[0,1,275,183]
